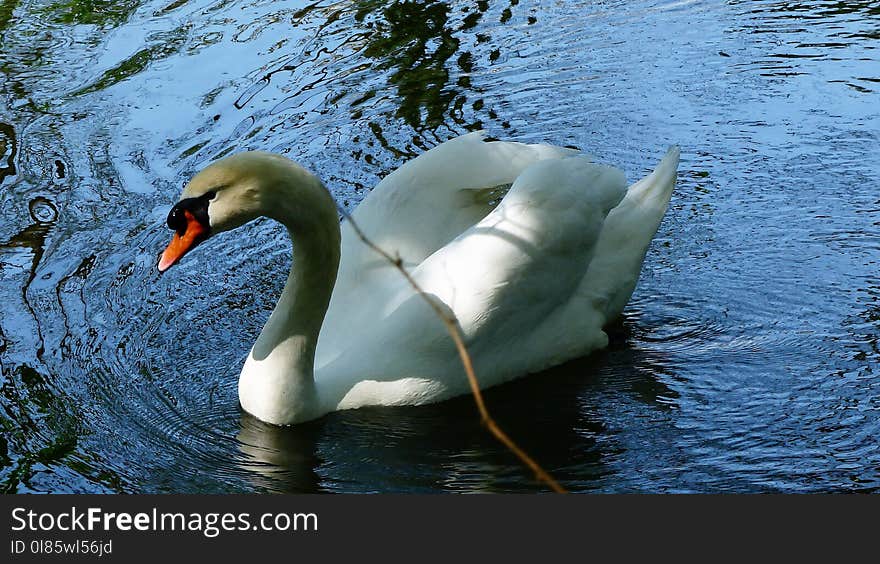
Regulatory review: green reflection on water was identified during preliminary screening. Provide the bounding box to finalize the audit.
[74,26,188,95]
[0,365,79,493]
[45,0,141,27]
[361,0,479,130]
[0,0,21,32]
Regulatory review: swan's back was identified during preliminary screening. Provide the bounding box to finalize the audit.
[315,133,679,408]
[338,131,577,271]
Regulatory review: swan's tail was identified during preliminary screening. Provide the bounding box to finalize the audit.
[579,146,681,322]
[624,145,680,214]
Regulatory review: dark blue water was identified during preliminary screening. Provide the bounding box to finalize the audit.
[1,0,878,493]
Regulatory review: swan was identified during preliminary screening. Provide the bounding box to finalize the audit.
[158,132,679,425]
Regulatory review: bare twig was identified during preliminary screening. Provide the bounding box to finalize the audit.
[339,207,567,493]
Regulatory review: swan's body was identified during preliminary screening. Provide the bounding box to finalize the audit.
[159,132,679,425]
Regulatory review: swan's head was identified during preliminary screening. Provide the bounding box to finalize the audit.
[158,151,330,272]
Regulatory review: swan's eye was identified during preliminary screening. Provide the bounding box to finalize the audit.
[204,190,217,201]
[167,206,187,235]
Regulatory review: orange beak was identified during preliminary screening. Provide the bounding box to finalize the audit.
[158,210,209,272]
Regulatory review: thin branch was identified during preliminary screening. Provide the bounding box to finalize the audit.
[339,206,567,493]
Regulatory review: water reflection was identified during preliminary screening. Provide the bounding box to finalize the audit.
[231,325,678,493]
[45,0,143,27]
[0,123,16,183]
[236,413,324,493]
[361,0,473,131]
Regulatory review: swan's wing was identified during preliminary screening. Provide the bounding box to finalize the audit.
[404,155,628,374]
[340,131,577,272]
[319,132,576,365]
[374,148,679,383]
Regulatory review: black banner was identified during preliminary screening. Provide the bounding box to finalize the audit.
[1,495,875,562]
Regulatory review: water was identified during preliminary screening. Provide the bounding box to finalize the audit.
[1,0,878,493]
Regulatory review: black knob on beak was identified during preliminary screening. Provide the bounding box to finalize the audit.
[166,191,214,236]
[167,206,188,235]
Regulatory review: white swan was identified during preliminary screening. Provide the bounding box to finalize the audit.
[158,132,679,425]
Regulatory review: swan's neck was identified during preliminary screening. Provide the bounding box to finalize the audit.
[237,170,341,425]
